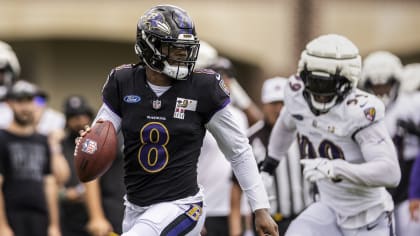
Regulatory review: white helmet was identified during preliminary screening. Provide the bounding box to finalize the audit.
[0,41,21,100]
[361,51,402,107]
[297,34,361,115]
[400,63,420,93]
[194,41,218,70]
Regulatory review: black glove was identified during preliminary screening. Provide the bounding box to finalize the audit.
[259,157,280,175]
[397,119,420,137]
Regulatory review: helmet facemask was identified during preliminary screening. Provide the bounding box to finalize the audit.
[364,77,399,107]
[300,67,352,115]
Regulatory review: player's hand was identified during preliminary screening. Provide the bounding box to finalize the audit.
[47,224,61,236]
[86,216,113,236]
[300,158,335,182]
[409,199,420,222]
[74,119,105,156]
[0,224,14,236]
[254,208,279,236]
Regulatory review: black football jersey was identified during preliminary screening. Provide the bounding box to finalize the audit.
[102,65,230,206]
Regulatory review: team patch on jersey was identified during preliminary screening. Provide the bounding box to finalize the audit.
[173,98,197,119]
[219,79,230,96]
[123,95,141,103]
[364,107,376,121]
[81,139,97,155]
[289,81,302,91]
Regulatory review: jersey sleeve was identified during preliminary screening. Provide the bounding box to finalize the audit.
[195,71,231,123]
[102,69,122,117]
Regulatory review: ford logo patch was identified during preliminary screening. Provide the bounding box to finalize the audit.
[124,95,141,103]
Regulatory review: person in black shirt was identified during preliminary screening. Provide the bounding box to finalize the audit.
[60,95,125,236]
[76,4,277,236]
[0,80,60,236]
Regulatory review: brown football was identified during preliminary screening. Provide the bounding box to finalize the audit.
[74,120,118,182]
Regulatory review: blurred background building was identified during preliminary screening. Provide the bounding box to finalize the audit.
[1,0,420,110]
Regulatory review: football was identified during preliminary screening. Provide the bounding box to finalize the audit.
[74,120,118,182]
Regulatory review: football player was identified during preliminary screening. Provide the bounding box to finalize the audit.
[78,5,278,236]
[260,34,401,235]
[361,52,420,236]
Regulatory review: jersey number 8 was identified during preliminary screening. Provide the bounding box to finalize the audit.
[138,122,170,173]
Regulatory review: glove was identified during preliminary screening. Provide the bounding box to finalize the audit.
[300,158,335,182]
[397,119,420,137]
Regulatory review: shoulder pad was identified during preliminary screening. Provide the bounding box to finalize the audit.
[341,89,385,131]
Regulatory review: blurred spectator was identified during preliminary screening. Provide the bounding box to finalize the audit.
[60,95,125,236]
[195,42,252,236]
[0,40,20,128]
[197,107,251,236]
[400,63,420,94]
[0,41,69,186]
[33,92,70,186]
[209,57,263,125]
[231,77,312,236]
[0,80,60,236]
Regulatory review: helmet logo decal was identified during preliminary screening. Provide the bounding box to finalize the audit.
[142,12,171,35]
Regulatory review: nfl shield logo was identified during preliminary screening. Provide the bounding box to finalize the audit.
[81,139,97,155]
[152,99,162,110]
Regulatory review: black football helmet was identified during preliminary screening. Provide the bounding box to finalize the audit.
[135,5,200,80]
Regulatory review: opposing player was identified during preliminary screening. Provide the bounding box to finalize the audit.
[360,51,420,236]
[78,4,277,236]
[260,34,401,235]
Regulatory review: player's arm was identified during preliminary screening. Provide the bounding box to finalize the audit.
[48,130,70,186]
[332,120,401,188]
[261,107,297,175]
[92,104,122,133]
[44,174,61,236]
[84,180,113,236]
[205,107,278,235]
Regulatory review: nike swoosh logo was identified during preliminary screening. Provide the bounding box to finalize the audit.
[367,223,378,231]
